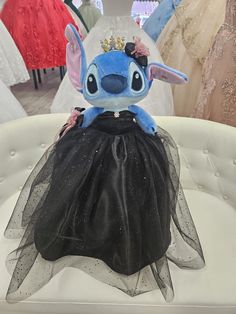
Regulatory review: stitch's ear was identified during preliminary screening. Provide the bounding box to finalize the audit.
[65,24,87,92]
[146,62,188,84]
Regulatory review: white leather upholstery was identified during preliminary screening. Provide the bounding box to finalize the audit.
[0,114,236,314]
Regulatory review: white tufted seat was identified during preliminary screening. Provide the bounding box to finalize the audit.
[0,114,236,314]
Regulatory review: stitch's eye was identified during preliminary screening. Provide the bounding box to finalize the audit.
[129,62,145,93]
[87,74,98,94]
[132,71,143,91]
[85,64,99,96]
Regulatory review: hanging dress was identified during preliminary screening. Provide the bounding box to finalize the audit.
[192,0,236,127]
[63,0,89,36]
[142,0,182,42]
[0,78,27,123]
[157,0,226,117]
[1,0,78,69]
[0,20,29,87]
[78,0,102,31]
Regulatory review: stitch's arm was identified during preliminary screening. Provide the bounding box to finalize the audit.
[80,107,104,128]
[128,105,157,135]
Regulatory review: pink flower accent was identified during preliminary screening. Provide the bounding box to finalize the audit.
[61,109,80,137]
[131,37,150,58]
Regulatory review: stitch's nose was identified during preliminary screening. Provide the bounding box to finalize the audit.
[101,74,127,94]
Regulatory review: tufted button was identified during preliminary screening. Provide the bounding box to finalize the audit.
[203,149,209,154]
[233,159,236,165]
[186,164,191,169]
[27,165,33,170]
[223,195,229,200]
[10,150,16,156]
[40,143,46,148]
[0,177,5,183]
[198,185,203,190]
[19,185,23,191]
[215,172,220,177]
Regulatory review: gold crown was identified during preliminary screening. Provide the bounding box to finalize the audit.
[100,36,125,52]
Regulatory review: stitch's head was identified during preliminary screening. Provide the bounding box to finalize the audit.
[66,24,188,109]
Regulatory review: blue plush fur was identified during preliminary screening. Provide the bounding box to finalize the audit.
[67,24,187,135]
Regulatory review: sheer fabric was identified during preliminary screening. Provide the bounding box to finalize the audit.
[0,20,29,87]
[1,0,78,69]
[157,0,226,117]
[192,0,236,126]
[5,111,204,303]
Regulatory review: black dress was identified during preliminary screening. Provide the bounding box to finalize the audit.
[5,111,204,302]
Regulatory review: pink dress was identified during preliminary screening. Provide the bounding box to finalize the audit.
[192,0,236,126]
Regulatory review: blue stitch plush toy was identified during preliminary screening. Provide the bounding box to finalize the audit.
[5,24,205,303]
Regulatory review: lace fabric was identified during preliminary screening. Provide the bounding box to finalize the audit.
[157,0,226,117]
[0,20,29,87]
[192,0,236,126]
[1,0,78,70]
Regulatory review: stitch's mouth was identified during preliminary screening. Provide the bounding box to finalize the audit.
[101,74,127,94]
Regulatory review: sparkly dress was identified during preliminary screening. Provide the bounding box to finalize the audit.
[157,0,226,117]
[192,0,236,126]
[5,110,204,302]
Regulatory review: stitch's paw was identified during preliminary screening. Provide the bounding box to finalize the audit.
[145,123,157,135]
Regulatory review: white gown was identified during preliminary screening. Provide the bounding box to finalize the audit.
[51,16,174,116]
[0,20,29,87]
[0,78,27,123]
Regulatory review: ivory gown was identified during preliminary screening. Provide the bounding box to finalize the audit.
[0,78,27,123]
[0,20,29,87]
[157,0,226,117]
[51,16,175,116]
[192,0,236,127]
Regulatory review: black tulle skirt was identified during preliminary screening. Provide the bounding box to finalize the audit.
[5,111,205,302]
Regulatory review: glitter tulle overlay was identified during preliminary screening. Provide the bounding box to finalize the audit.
[5,111,204,302]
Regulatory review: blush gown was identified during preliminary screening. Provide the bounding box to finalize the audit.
[5,109,205,302]
[0,20,29,87]
[1,0,78,69]
[192,0,236,127]
[51,16,175,116]
[142,0,182,42]
[157,0,226,117]
[0,78,27,123]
